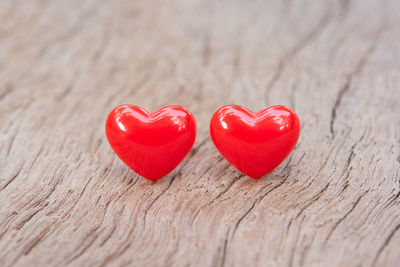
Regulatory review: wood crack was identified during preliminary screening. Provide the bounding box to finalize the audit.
[295,182,330,219]
[143,171,182,230]
[232,200,257,237]
[209,174,245,204]
[265,9,332,101]
[64,225,102,264]
[324,191,368,244]
[372,222,400,266]
[0,84,13,102]
[220,228,230,267]
[0,163,24,191]
[6,132,16,156]
[14,224,53,263]
[329,30,382,137]
[232,156,294,238]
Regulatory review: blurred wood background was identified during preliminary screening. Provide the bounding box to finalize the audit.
[0,0,399,266]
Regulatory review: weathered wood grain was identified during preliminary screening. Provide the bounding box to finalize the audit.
[0,0,399,266]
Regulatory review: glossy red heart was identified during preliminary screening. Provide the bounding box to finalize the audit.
[210,105,300,179]
[105,105,196,181]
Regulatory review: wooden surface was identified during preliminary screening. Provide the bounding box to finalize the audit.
[0,0,399,266]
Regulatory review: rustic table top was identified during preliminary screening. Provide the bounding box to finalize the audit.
[1,0,399,266]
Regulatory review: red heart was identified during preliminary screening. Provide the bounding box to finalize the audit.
[210,105,300,179]
[105,105,196,181]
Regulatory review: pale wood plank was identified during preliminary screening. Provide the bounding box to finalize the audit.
[0,0,399,266]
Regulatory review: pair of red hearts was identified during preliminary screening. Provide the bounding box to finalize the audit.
[105,105,300,181]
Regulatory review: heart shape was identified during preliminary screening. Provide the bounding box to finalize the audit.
[105,105,196,181]
[210,105,300,179]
